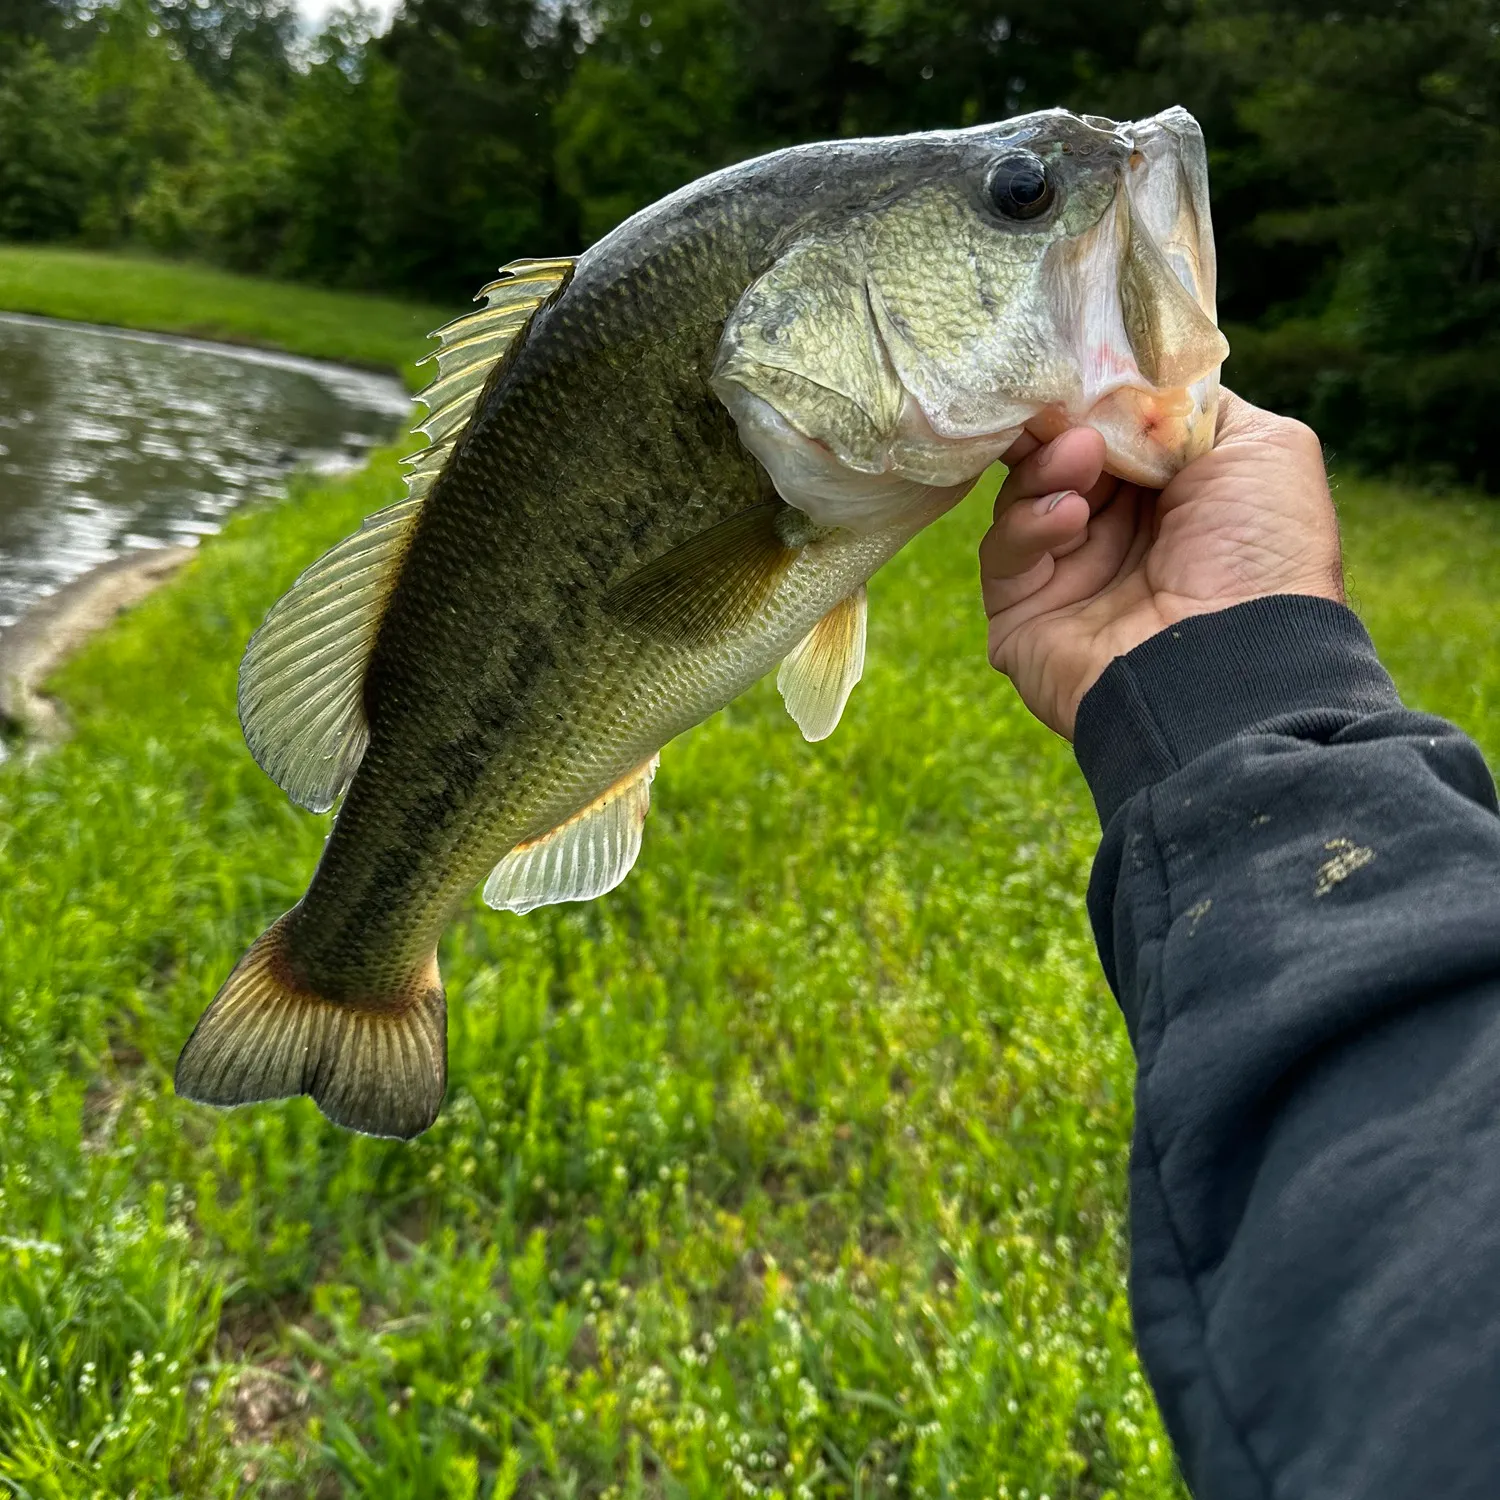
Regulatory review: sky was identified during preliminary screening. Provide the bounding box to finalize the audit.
[294,0,401,36]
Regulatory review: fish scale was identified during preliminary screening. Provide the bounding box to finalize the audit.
[176,106,1228,1138]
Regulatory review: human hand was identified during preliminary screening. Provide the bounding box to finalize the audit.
[978,391,1345,739]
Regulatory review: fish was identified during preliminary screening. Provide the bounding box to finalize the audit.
[175,105,1228,1139]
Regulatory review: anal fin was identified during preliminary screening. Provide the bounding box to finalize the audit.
[777,585,867,741]
[484,756,659,915]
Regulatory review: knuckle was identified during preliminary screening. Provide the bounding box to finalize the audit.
[1276,415,1324,460]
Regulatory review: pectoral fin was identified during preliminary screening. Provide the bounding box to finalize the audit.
[604,503,806,645]
[483,756,659,915]
[777,586,867,741]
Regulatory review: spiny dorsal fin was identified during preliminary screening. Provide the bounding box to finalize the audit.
[239,257,574,813]
[604,504,810,646]
[777,585,867,741]
[404,256,576,504]
[483,756,659,915]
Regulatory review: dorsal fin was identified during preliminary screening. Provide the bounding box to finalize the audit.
[239,256,576,812]
[483,756,659,914]
[404,256,576,504]
[238,495,421,812]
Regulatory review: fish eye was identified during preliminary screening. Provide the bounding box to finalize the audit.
[986,152,1055,221]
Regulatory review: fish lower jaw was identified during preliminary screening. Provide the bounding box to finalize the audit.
[885,378,1214,493]
[1025,380,1217,489]
[723,379,985,534]
[730,374,1210,520]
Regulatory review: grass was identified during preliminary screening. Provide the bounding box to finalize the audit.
[0,246,452,387]
[2,416,1497,1495]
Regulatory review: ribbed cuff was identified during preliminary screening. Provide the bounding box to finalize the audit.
[1074,595,1402,826]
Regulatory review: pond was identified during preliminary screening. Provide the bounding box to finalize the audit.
[0,311,412,629]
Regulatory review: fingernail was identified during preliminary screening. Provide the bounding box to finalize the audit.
[1032,490,1072,515]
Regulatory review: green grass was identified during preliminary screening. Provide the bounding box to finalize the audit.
[2,428,1496,1495]
[0,246,452,387]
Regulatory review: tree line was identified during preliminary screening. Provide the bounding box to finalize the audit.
[1,0,1496,487]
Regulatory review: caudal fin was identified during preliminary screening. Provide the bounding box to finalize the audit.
[174,913,446,1139]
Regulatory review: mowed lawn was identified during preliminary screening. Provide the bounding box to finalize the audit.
[2,255,1498,1498]
[0,247,450,389]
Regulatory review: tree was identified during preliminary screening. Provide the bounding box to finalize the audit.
[0,0,1495,484]
[0,42,91,239]
[1178,0,1500,484]
[151,0,297,89]
[375,0,579,295]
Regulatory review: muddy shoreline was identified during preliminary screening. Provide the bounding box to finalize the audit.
[0,545,196,742]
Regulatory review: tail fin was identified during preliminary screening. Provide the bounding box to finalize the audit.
[174,913,446,1139]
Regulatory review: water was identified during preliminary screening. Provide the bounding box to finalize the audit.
[0,312,412,629]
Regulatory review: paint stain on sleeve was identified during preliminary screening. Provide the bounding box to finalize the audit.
[1314,837,1375,898]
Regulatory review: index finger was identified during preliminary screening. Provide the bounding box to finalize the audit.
[1216,387,1280,443]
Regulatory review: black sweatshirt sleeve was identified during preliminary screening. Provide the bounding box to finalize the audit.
[1072,595,1500,1500]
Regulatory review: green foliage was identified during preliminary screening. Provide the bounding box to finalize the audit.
[1177,0,1500,488]
[373,0,582,295]
[152,0,298,91]
[550,0,1182,244]
[0,43,91,241]
[78,0,223,244]
[265,33,403,286]
[555,0,742,242]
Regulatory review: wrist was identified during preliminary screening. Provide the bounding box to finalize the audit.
[1069,575,1348,734]
[1073,595,1400,825]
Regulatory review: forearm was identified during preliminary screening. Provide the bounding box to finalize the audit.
[1076,596,1500,1499]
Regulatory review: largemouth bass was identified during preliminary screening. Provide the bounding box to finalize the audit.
[176,106,1227,1138]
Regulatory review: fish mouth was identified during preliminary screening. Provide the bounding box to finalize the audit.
[866,107,1229,492]
[1041,107,1228,487]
